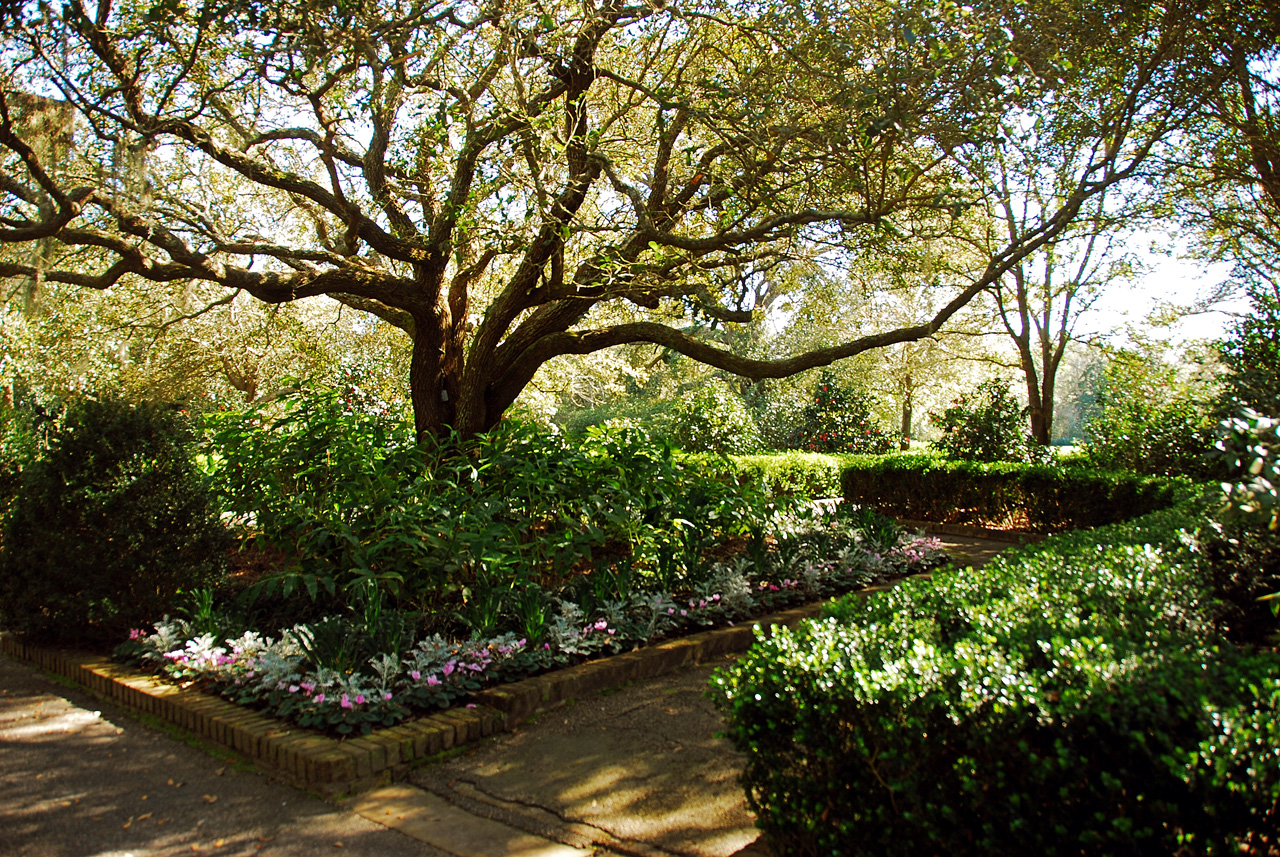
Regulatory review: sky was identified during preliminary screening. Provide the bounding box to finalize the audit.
[1080,243,1246,347]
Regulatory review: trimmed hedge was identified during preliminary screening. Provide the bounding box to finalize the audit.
[713,501,1280,856]
[722,452,849,498]
[841,454,1196,532]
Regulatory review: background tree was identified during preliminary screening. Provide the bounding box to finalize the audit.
[0,0,1210,440]
[967,123,1146,446]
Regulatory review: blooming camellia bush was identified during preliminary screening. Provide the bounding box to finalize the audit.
[786,371,893,455]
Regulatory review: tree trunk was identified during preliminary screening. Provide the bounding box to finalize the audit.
[408,297,470,442]
[900,382,913,450]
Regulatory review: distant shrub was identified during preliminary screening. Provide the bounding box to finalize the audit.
[0,398,232,644]
[1217,284,1280,417]
[670,378,762,454]
[720,452,848,498]
[929,378,1041,462]
[787,371,893,454]
[1083,353,1218,479]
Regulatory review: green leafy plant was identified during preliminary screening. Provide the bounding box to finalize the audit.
[1216,284,1280,417]
[714,500,1280,856]
[0,397,232,644]
[841,455,1194,533]
[1215,409,1278,532]
[1083,353,1218,478]
[670,378,763,454]
[929,378,1041,463]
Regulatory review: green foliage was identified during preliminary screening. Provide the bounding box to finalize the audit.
[715,452,849,499]
[841,455,1195,533]
[786,371,893,455]
[0,404,43,526]
[670,378,762,454]
[1217,285,1280,416]
[1083,353,1218,478]
[929,378,1040,462]
[713,501,1280,856]
[1215,409,1279,532]
[207,390,783,617]
[117,500,951,735]
[0,397,232,644]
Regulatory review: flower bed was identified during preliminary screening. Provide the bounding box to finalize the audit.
[116,511,949,736]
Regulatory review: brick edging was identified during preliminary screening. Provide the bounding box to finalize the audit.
[0,599,832,798]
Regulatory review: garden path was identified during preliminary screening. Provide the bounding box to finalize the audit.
[1,534,1013,857]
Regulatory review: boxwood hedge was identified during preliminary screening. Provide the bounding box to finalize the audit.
[840,455,1196,532]
[712,501,1280,856]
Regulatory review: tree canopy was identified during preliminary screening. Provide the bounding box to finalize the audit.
[0,0,1219,438]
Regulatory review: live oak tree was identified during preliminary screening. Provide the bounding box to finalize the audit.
[0,0,1207,440]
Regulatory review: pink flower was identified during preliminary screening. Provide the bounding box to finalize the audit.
[383,692,392,701]
[442,661,455,676]
[465,704,477,709]
[315,693,325,704]
[680,609,688,617]
[594,619,608,631]
[288,685,299,694]
[340,694,353,709]
[129,629,145,640]
[608,629,616,636]
[300,682,316,693]
[426,675,440,686]
[410,670,421,681]
[354,694,365,705]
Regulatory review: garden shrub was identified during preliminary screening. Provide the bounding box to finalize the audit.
[1215,409,1279,533]
[696,451,848,499]
[116,501,952,735]
[928,377,1042,462]
[713,500,1280,856]
[786,371,893,455]
[1216,283,1280,418]
[1083,352,1219,479]
[840,454,1195,532]
[0,397,232,644]
[670,378,762,454]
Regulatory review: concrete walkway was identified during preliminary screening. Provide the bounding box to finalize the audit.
[1,535,1013,857]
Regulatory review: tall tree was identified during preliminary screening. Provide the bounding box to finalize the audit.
[0,0,1205,440]
[970,124,1144,445]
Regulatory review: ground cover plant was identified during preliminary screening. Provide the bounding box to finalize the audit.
[713,495,1280,856]
[91,387,950,735]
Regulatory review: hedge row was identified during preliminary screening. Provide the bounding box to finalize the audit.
[840,454,1197,533]
[713,500,1280,856]
[721,452,848,498]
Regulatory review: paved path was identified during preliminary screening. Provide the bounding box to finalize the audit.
[1,535,1013,857]
[0,652,452,857]
[407,656,751,857]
